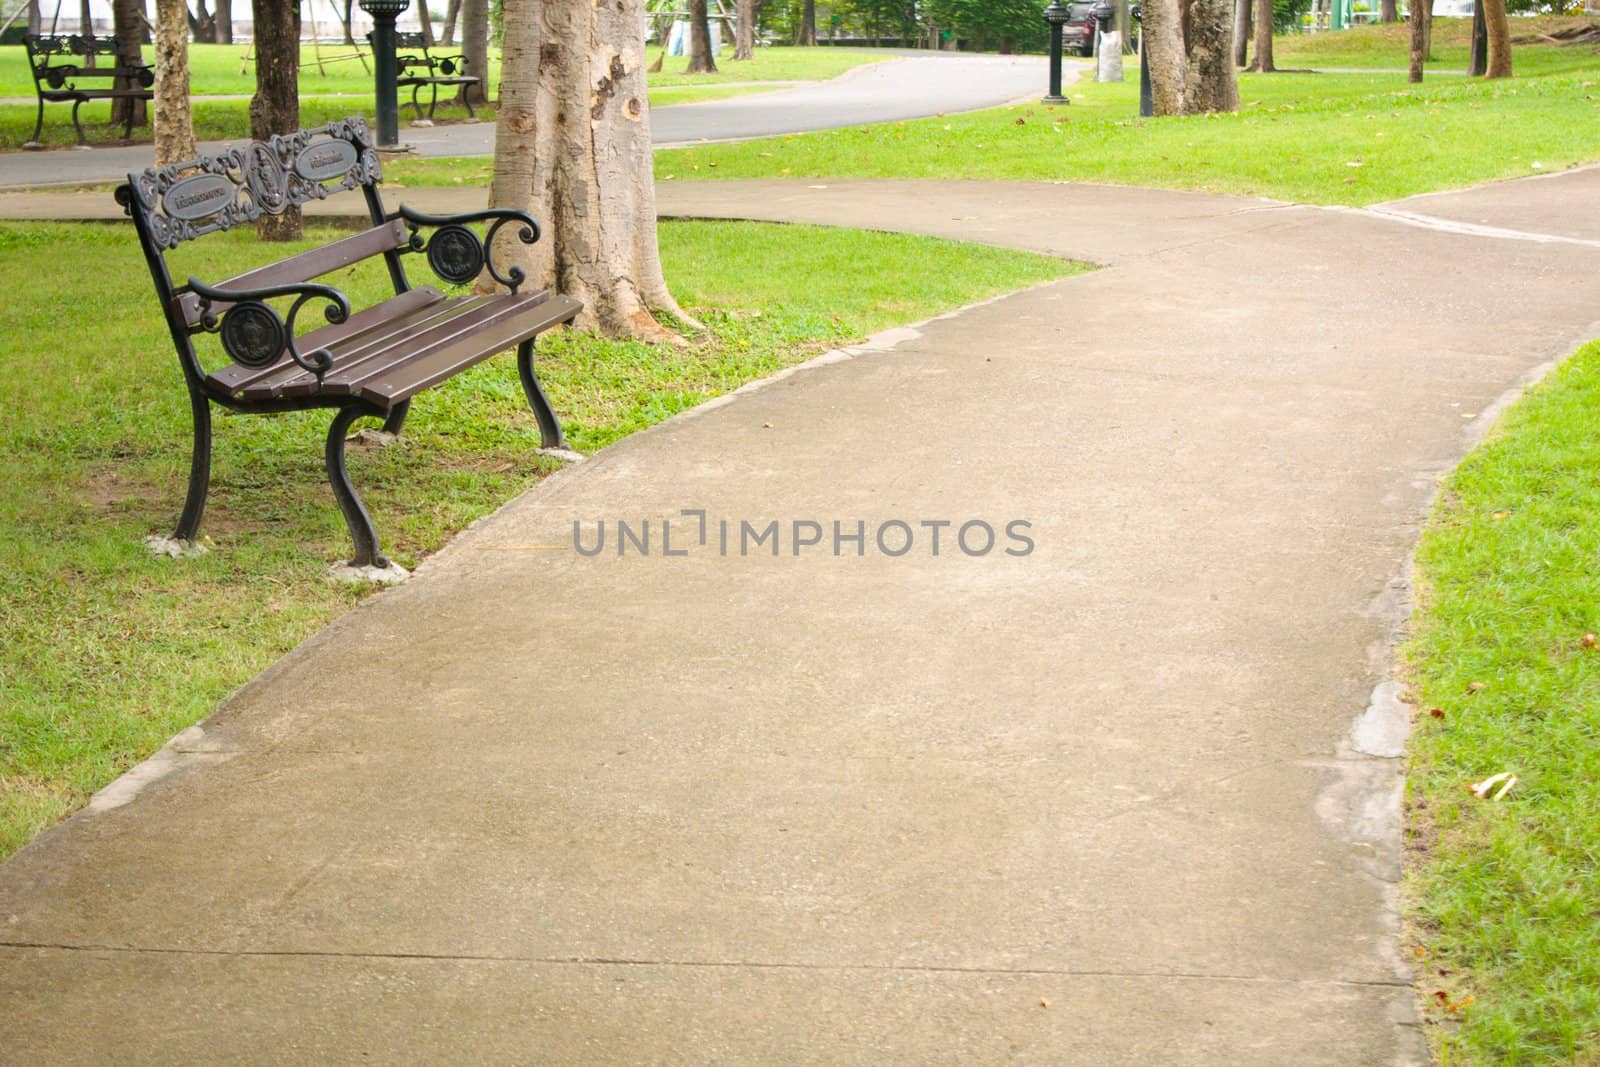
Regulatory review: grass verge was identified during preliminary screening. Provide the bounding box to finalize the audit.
[640,29,1600,206]
[1403,340,1600,1063]
[0,218,1077,861]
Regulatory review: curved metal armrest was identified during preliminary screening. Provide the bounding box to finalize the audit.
[392,203,542,294]
[186,276,352,381]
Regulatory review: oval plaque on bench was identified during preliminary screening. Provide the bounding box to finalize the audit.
[162,174,236,221]
[295,140,358,182]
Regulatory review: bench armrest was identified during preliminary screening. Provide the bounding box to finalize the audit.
[392,203,542,295]
[186,276,352,381]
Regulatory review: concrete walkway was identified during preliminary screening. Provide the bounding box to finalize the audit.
[3,168,1599,1062]
[0,52,1052,189]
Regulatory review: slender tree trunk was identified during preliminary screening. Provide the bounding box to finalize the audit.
[1248,0,1274,71]
[1422,7,1432,58]
[79,0,90,40]
[488,0,693,339]
[153,0,193,165]
[341,0,355,46]
[1408,0,1426,81]
[734,0,755,59]
[1184,0,1237,112]
[111,0,147,130]
[460,0,488,105]
[27,0,41,35]
[686,0,716,72]
[798,0,815,44]
[1232,0,1250,66]
[250,0,300,240]
[416,0,434,45]
[1143,0,1187,114]
[1379,0,1398,21]
[213,0,231,42]
[1482,0,1512,77]
[442,0,460,45]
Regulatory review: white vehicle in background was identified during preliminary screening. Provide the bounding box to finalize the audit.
[1432,0,1475,14]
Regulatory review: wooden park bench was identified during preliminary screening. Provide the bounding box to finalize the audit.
[116,116,581,576]
[384,31,481,120]
[23,33,154,146]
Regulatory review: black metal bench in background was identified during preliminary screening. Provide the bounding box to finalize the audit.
[376,31,482,121]
[23,33,154,147]
[116,116,581,580]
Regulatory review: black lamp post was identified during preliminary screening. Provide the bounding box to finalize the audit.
[359,0,411,148]
[1131,3,1151,117]
[1042,0,1070,105]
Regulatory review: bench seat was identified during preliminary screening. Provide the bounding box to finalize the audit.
[207,288,581,411]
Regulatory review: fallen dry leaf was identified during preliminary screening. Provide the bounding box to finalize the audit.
[1429,707,1445,720]
[1582,633,1597,649]
[1467,682,1486,693]
[1039,998,1051,1008]
[1468,772,1517,800]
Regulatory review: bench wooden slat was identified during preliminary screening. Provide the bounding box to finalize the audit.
[205,285,447,394]
[177,219,411,326]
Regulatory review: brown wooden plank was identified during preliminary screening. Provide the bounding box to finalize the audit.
[177,219,409,326]
[353,294,582,406]
[206,286,446,394]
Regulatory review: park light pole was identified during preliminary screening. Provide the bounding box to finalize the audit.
[1130,3,1151,117]
[1042,0,1071,105]
[358,0,411,148]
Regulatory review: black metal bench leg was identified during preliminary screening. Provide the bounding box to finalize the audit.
[411,83,425,121]
[461,85,476,119]
[174,386,213,543]
[326,406,389,568]
[69,98,87,145]
[29,98,45,144]
[426,82,438,121]
[516,338,567,450]
[381,398,411,437]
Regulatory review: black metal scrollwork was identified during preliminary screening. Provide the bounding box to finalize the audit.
[188,277,352,383]
[395,204,542,294]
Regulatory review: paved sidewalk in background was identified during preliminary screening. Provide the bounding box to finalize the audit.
[0,52,1052,189]
[3,170,1599,1062]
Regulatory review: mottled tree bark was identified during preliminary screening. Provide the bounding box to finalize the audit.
[111,0,147,131]
[1232,0,1250,67]
[1248,0,1274,70]
[1482,0,1512,77]
[459,0,488,105]
[1408,0,1426,82]
[734,0,755,60]
[798,0,815,44]
[1143,0,1187,114]
[1184,0,1237,113]
[153,0,194,165]
[686,0,717,72]
[250,0,300,241]
[488,0,693,340]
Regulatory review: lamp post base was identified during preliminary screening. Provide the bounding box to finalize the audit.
[1041,94,1070,105]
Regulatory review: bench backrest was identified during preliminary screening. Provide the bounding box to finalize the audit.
[24,34,149,86]
[390,32,468,74]
[116,116,411,382]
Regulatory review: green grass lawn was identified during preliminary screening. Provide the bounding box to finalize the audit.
[0,218,1075,861]
[1404,341,1600,1063]
[1274,14,1600,73]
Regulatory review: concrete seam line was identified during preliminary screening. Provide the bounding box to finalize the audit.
[1343,205,1600,249]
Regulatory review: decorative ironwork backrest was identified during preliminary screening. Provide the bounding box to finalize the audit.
[117,116,382,252]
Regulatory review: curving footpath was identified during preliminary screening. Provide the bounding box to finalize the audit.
[3,169,1599,1062]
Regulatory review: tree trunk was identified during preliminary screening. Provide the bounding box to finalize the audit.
[1408,0,1426,81]
[214,0,231,43]
[798,0,815,44]
[460,0,488,105]
[1232,0,1250,67]
[341,0,355,46]
[111,0,147,130]
[488,0,693,340]
[27,0,40,35]
[1143,0,1187,114]
[1184,0,1237,113]
[153,0,194,165]
[1248,0,1274,71]
[250,0,300,241]
[416,0,434,45]
[79,0,90,40]
[1379,0,1398,22]
[1482,0,1512,77]
[734,0,755,59]
[442,0,460,45]
[686,0,717,72]
[1422,8,1432,59]
[190,0,215,41]
[1468,0,1486,75]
